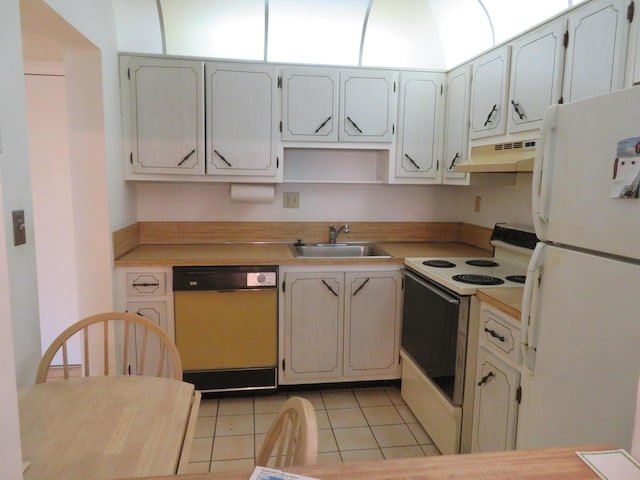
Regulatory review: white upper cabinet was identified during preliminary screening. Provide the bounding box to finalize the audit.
[339,69,396,142]
[508,19,566,133]
[206,62,279,177]
[121,56,205,176]
[280,68,339,142]
[443,64,472,184]
[394,71,445,183]
[562,0,631,103]
[469,46,511,140]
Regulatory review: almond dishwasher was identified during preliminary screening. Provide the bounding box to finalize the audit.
[173,265,278,393]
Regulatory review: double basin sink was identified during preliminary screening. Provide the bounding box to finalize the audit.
[289,242,391,258]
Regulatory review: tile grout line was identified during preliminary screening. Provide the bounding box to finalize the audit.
[194,386,431,471]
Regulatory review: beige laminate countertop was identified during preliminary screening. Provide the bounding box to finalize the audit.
[113,241,493,267]
[476,287,524,319]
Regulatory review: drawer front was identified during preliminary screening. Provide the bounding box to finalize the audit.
[480,309,521,364]
[126,272,166,296]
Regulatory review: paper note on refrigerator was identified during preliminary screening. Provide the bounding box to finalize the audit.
[611,137,640,199]
[576,449,640,480]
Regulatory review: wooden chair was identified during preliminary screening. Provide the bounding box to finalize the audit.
[256,396,318,468]
[35,311,183,384]
[632,373,640,460]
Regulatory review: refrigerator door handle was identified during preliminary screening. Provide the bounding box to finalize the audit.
[532,104,558,241]
[521,242,545,374]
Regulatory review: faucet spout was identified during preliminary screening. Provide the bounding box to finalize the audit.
[328,224,350,244]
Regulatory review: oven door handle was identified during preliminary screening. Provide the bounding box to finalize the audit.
[404,270,460,304]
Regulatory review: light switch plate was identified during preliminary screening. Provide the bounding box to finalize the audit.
[12,210,26,246]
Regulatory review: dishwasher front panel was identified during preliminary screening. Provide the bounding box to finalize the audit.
[174,289,277,371]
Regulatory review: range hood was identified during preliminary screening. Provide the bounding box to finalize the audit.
[454,140,536,173]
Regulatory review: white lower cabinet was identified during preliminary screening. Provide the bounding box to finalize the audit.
[114,267,174,376]
[280,268,403,384]
[471,304,522,452]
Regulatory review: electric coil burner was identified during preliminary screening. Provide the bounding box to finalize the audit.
[423,260,456,268]
[505,275,527,284]
[452,274,505,286]
[465,259,499,267]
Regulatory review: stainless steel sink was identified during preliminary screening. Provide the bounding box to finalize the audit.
[290,243,391,258]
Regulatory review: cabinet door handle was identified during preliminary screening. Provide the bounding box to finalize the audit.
[346,116,363,133]
[484,104,497,126]
[511,100,525,120]
[404,153,420,170]
[484,327,505,342]
[214,149,232,167]
[314,116,332,133]
[178,148,196,166]
[477,371,494,386]
[352,278,370,296]
[131,282,160,287]
[321,280,338,297]
[449,152,460,170]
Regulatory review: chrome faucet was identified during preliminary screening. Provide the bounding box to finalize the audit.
[328,224,350,243]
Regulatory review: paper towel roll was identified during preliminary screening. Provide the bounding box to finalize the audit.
[230,183,275,203]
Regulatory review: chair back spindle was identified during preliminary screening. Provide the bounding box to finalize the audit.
[36,312,182,384]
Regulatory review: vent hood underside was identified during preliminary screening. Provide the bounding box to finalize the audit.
[454,140,536,173]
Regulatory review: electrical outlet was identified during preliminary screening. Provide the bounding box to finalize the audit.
[283,192,300,209]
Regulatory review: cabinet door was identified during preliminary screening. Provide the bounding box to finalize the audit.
[344,271,402,378]
[281,68,339,142]
[206,62,279,176]
[124,301,170,376]
[339,70,395,142]
[508,19,565,133]
[469,46,511,139]
[562,0,630,103]
[122,56,205,175]
[395,72,445,182]
[472,347,520,453]
[283,273,344,381]
[443,64,472,183]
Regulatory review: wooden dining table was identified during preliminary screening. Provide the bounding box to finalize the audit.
[121,444,616,480]
[18,375,201,480]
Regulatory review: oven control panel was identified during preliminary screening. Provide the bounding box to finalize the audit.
[247,272,277,287]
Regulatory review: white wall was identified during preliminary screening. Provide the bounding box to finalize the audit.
[25,72,82,363]
[456,174,534,228]
[1,0,42,390]
[0,0,36,476]
[44,0,136,233]
[136,182,461,222]
[136,178,533,228]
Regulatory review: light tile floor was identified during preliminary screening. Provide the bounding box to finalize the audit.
[186,386,441,474]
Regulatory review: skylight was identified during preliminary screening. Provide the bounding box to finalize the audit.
[112,0,583,69]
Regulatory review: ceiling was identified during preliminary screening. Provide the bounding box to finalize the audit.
[20,0,95,63]
[20,0,585,68]
[113,0,585,69]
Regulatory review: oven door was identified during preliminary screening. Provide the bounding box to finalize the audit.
[402,269,468,405]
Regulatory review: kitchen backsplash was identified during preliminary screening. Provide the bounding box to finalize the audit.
[134,177,533,227]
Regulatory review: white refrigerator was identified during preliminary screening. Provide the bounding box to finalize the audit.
[518,86,640,450]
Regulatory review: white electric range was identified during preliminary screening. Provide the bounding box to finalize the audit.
[404,224,538,295]
[400,223,538,454]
